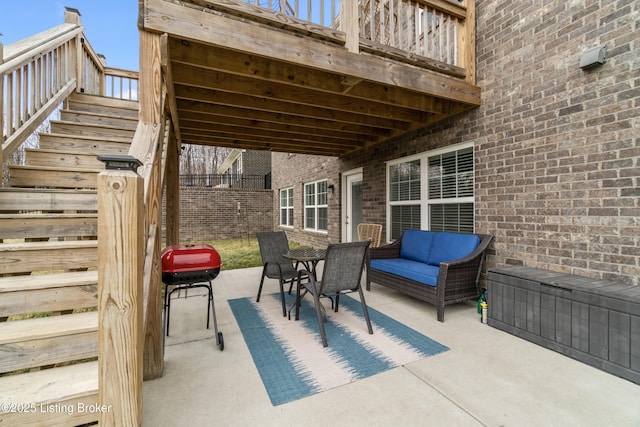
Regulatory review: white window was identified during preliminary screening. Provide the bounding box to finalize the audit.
[387,143,474,240]
[280,187,294,227]
[304,180,328,232]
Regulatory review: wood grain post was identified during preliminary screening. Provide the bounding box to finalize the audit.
[165,131,180,246]
[97,162,144,426]
[342,0,360,53]
[0,41,4,169]
[459,0,476,84]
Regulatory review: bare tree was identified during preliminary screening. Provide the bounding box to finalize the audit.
[2,116,53,187]
[179,144,231,175]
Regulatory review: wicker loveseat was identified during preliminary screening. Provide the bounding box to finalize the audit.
[366,230,493,322]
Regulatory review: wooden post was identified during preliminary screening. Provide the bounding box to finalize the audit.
[165,131,180,246]
[97,156,144,426]
[459,0,476,84]
[342,0,360,53]
[64,7,84,94]
[137,29,166,380]
[1,41,4,169]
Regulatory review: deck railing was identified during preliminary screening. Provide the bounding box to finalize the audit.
[244,0,472,78]
[0,7,139,168]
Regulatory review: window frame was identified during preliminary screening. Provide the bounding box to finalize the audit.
[303,179,328,233]
[279,187,294,228]
[386,142,474,240]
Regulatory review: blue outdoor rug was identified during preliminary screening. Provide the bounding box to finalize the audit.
[228,292,449,406]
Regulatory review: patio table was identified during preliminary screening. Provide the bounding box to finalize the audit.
[283,248,327,319]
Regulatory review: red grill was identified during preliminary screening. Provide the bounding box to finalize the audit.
[161,244,224,350]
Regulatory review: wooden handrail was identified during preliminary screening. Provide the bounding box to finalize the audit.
[1,9,139,170]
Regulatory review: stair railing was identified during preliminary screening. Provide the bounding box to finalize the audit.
[96,30,171,425]
[0,15,82,169]
[1,6,139,171]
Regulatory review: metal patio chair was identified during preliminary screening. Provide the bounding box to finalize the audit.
[256,231,304,317]
[293,240,373,347]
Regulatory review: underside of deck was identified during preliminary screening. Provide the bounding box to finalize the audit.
[140,0,480,156]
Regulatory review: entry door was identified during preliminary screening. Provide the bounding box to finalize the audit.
[344,172,363,242]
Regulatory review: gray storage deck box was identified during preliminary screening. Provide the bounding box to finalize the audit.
[488,266,640,384]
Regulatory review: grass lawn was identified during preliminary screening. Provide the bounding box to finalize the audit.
[191,238,310,270]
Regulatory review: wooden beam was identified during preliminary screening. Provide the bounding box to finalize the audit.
[165,132,180,246]
[170,64,431,122]
[160,33,182,147]
[97,168,144,426]
[168,39,454,114]
[177,110,384,141]
[178,118,374,145]
[139,30,163,123]
[174,85,413,131]
[176,98,399,135]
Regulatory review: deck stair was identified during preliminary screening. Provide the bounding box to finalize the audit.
[0,92,138,426]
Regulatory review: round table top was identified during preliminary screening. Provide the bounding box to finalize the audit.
[283,248,326,262]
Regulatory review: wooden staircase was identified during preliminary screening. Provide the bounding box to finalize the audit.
[0,93,138,426]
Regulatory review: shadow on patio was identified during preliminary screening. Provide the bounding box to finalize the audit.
[143,266,640,426]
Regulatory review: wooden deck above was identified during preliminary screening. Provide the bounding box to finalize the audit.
[140,0,479,156]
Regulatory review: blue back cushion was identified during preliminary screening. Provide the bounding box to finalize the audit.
[427,232,480,266]
[399,230,433,264]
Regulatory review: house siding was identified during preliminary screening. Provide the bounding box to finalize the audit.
[272,0,640,286]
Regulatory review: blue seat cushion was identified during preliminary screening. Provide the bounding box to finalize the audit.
[399,230,434,264]
[427,232,480,266]
[370,258,439,287]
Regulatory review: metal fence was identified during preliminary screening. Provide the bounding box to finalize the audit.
[180,173,272,190]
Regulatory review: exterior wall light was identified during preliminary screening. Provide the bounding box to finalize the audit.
[580,45,606,70]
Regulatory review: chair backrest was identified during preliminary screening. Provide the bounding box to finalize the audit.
[318,241,370,295]
[357,223,382,248]
[256,231,294,277]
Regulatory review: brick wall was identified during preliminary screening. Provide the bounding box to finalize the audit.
[272,153,340,248]
[162,187,273,242]
[272,0,640,285]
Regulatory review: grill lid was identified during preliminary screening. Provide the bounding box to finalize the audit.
[161,244,222,273]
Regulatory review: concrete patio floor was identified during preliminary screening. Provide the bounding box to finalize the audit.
[143,266,640,426]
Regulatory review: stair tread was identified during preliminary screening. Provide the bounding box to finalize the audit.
[0,213,97,219]
[60,108,138,122]
[0,360,98,404]
[69,92,139,109]
[0,239,97,252]
[40,132,131,143]
[0,187,97,195]
[0,270,98,293]
[24,147,102,156]
[0,311,97,344]
[50,119,136,131]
